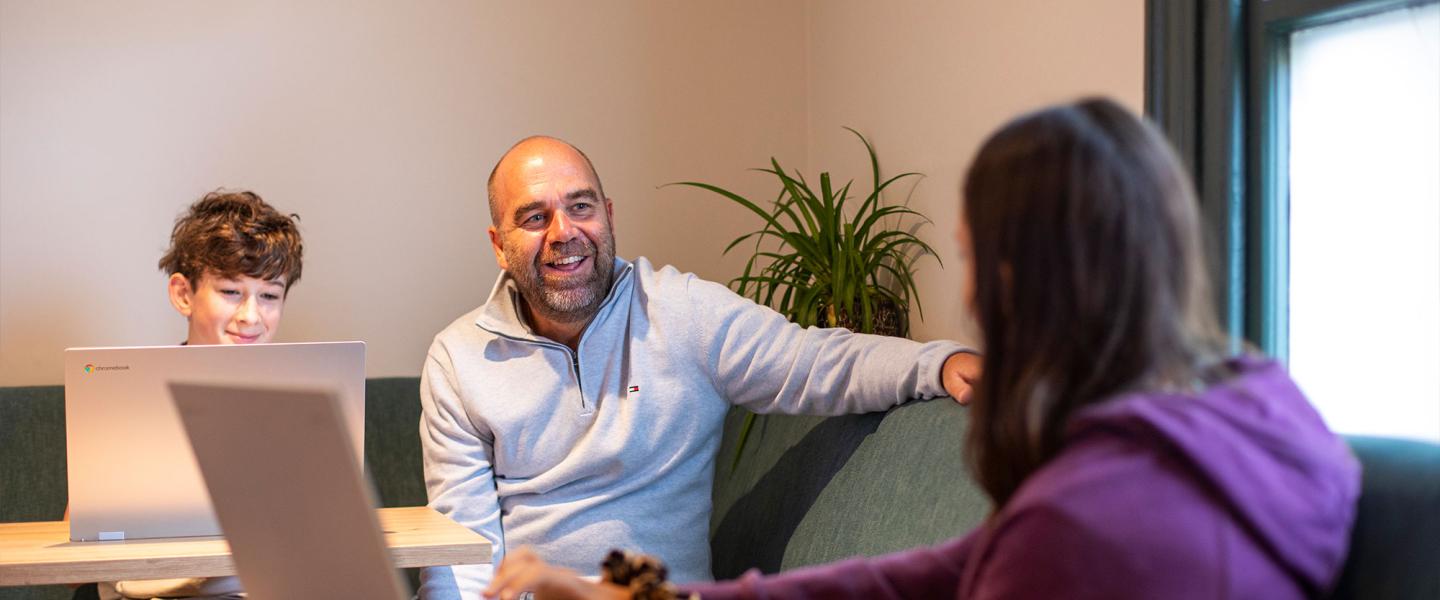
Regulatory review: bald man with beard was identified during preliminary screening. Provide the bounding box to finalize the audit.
[417,136,980,599]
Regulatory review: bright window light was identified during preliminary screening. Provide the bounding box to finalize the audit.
[1288,3,1440,442]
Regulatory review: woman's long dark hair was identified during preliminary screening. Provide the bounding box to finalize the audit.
[963,98,1227,507]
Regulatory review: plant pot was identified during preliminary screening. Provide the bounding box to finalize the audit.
[820,297,908,339]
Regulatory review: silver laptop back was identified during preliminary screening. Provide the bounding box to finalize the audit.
[64,341,365,542]
[170,382,406,600]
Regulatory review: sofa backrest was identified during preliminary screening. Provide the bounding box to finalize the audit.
[1331,436,1440,599]
[0,378,428,525]
[0,386,68,523]
[361,377,428,508]
[709,399,991,580]
[5,383,1437,598]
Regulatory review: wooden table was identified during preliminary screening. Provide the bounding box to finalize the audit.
[0,506,491,586]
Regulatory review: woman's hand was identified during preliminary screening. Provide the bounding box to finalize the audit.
[484,547,629,600]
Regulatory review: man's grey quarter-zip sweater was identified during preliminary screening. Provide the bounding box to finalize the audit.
[417,257,966,599]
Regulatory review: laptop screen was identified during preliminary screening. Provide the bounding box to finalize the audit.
[170,382,406,600]
[63,341,365,542]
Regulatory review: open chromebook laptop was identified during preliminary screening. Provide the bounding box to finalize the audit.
[169,382,407,600]
[64,341,365,542]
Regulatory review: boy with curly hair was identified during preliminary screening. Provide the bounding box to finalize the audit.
[78,189,304,600]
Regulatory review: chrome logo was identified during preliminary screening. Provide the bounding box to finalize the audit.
[83,364,94,374]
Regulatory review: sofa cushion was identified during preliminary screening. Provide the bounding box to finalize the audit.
[364,377,426,509]
[1331,435,1440,599]
[709,398,991,579]
[0,386,68,524]
[0,386,68,600]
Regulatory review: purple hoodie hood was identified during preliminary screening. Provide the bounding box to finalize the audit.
[1068,356,1362,594]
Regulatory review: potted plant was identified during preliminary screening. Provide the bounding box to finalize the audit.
[668,128,941,468]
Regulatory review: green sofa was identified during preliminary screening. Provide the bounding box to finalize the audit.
[3,381,1437,599]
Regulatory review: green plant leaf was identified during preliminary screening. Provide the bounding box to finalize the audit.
[765,161,822,237]
[765,165,833,249]
[845,126,881,208]
[855,204,932,244]
[730,412,757,472]
[665,181,791,236]
[834,180,854,229]
[864,232,940,270]
[853,172,923,234]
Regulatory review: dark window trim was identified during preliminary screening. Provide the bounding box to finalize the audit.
[1145,0,1247,349]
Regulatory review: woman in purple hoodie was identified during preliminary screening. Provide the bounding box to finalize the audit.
[481,98,1362,600]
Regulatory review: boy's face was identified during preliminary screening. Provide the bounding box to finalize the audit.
[169,272,287,345]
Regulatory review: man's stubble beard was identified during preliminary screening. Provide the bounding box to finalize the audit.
[505,226,617,325]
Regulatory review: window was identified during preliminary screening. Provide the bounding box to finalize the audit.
[1147,0,1440,442]
[1286,4,1440,442]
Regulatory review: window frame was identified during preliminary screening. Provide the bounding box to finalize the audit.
[1146,0,1438,357]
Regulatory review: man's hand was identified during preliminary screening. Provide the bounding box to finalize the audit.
[484,547,628,600]
[942,351,983,405]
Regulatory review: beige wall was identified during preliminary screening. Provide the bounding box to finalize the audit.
[0,0,1142,385]
[805,0,1145,346]
[0,0,808,385]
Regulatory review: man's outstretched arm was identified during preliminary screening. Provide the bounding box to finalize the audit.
[687,274,978,414]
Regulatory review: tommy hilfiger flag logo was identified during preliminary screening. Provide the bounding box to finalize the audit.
[628,385,640,393]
